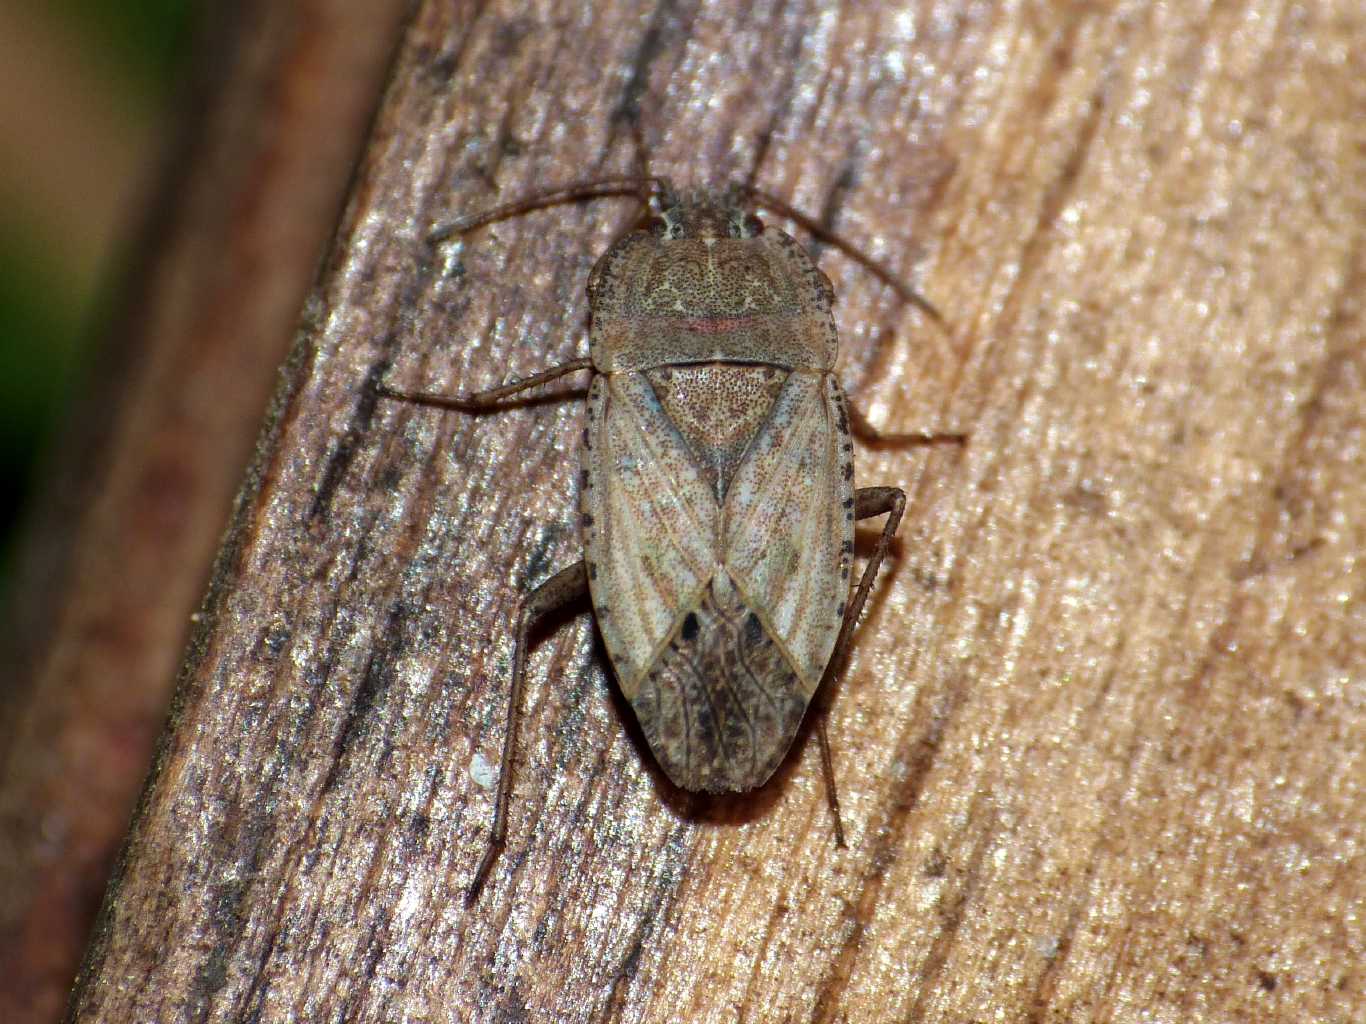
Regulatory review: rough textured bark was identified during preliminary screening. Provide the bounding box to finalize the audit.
[60,2,1365,1021]
[0,4,410,1022]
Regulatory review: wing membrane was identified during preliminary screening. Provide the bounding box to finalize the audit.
[583,373,719,694]
[723,371,854,694]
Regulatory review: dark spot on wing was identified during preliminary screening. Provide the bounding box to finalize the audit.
[631,578,808,793]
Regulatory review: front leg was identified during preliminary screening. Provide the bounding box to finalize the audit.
[378,357,593,412]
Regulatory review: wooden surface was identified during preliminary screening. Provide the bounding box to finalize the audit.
[66,2,1362,1021]
[0,4,410,1022]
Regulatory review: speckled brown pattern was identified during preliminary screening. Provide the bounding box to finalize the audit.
[632,570,809,793]
[644,363,787,501]
[581,189,856,791]
[587,190,838,372]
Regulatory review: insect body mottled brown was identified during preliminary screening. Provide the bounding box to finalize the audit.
[581,191,854,793]
[381,178,962,900]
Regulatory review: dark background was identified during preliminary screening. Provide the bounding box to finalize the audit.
[0,2,195,590]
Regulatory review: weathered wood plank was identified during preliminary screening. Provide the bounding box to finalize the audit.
[67,2,1364,1021]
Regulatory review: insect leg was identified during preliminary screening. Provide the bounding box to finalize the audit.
[378,357,593,412]
[838,487,908,668]
[815,486,910,847]
[469,559,589,903]
[814,718,847,848]
[845,403,966,447]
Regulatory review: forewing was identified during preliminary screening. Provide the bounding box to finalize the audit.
[582,373,719,693]
[724,371,854,695]
[630,570,809,793]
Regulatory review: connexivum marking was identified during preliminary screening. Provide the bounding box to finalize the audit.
[379,175,964,901]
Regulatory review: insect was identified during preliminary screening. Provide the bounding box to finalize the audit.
[380,175,963,900]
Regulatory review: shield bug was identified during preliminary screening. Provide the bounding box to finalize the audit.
[380,175,963,899]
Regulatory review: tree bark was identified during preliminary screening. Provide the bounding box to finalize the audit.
[0,4,410,1022]
[63,2,1366,1021]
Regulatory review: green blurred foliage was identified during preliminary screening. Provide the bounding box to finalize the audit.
[0,213,82,475]
[0,2,195,582]
[57,0,196,100]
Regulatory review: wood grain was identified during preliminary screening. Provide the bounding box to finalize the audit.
[66,2,1363,1021]
[0,4,409,1022]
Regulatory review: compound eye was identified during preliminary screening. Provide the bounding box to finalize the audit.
[730,211,762,238]
[656,209,687,239]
